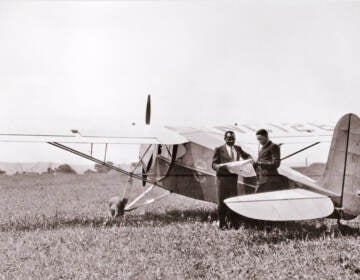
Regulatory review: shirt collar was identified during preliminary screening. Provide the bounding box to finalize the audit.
[261,140,270,148]
[226,144,233,150]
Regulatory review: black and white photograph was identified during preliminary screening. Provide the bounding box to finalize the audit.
[0,0,359,279]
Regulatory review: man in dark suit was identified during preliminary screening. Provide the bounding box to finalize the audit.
[212,131,252,229]
[254,129,283,193]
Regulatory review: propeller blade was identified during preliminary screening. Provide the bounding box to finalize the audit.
[142,167,147,187]
[145,94,151,125]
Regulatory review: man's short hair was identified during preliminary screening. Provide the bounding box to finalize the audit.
[256,129,268,137]
[224,130,235,138]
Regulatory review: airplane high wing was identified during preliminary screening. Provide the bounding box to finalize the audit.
[170,122,333,148]
[0,123,332,146]
[0,126,188,145]
[167,125,333,165]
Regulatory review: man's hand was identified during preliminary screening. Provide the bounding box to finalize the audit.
[213,164,220,171]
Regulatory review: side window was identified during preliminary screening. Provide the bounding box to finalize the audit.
[158,144,186,161]
[175,144,187,160]
[160,145,172,160]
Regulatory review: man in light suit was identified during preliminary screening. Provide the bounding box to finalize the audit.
[254,129,286,193]
[212,131,252,229]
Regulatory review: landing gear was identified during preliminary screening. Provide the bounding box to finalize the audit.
[337,218,343,229]
[124,186,171,212]
[108,173,172,219]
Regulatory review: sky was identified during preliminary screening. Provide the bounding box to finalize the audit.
[0,0,359,165]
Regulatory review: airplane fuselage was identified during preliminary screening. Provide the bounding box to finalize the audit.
[143,141,344,217]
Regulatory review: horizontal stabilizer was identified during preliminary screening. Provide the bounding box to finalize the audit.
[224,189,334,221]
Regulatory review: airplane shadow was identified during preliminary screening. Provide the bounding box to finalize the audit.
[237,216,360,243]
[1,210,359,243]
[0,210,217,232]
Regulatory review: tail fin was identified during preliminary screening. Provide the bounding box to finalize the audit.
[317,113,360,218]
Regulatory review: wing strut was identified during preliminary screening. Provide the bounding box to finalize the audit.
[281,141,320,161]
[48,142,174,214]
[47,142,160,187]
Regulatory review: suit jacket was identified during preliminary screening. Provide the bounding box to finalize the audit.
[256,141,280,183]
[212,144,251,176]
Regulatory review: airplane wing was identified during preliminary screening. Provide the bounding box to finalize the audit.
[168,123,333,147]
[212,123,333,145]
[0,126,188,144]
[224,188,334,221]
[167,125,333,165]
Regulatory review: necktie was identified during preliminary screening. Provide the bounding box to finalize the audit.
[230,147,235,161]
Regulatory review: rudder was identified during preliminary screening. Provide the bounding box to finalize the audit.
[317,113,360,218]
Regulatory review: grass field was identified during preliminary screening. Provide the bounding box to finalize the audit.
[0,173,359,279]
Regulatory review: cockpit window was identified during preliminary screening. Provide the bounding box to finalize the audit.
[158,144,187,161]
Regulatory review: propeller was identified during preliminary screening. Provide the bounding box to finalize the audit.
[145,94,151,125]
[143,94,152,186]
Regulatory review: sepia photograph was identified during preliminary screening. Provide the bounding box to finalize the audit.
[0,0,359,279]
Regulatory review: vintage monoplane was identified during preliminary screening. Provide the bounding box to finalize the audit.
[1,95,359,222]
